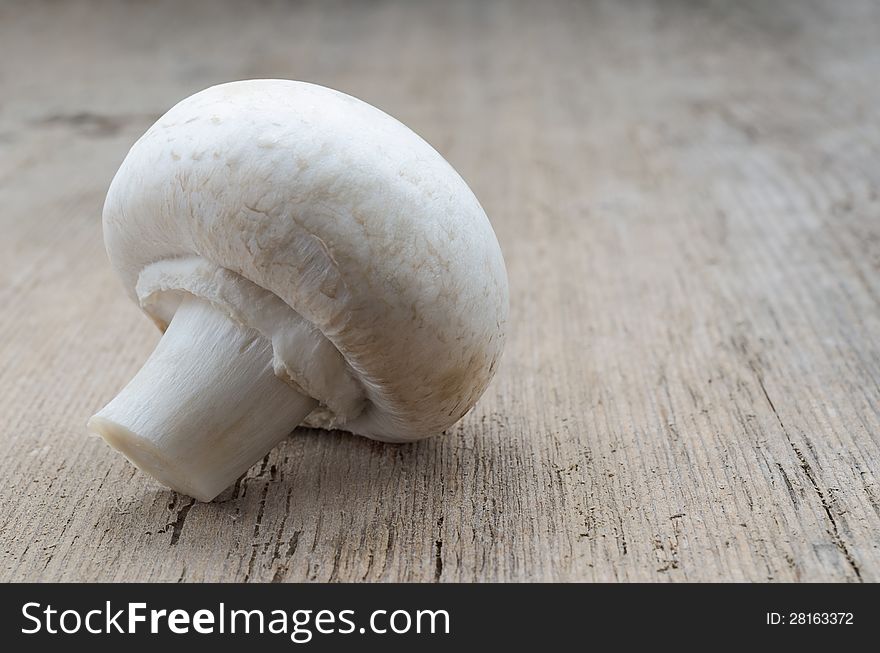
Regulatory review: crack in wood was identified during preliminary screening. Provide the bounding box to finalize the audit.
[756,373,862,581]
[169,497,195,547]
[434,515,445,582]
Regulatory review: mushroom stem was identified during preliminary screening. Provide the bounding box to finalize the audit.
[88,294,318,501]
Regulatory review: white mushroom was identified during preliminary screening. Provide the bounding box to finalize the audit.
[88,80,509,501]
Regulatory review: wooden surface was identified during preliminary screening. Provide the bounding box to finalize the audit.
[2,0,879,582]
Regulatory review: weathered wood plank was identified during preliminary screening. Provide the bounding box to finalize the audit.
[1,0,878,582]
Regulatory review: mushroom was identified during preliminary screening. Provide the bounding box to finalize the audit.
[88,80,509,501]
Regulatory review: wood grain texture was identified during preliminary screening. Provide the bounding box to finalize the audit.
[1,0,879,582]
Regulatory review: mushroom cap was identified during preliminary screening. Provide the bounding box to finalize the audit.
[103,80,508,442]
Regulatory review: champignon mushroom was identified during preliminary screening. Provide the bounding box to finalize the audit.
[88,80,509,501]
